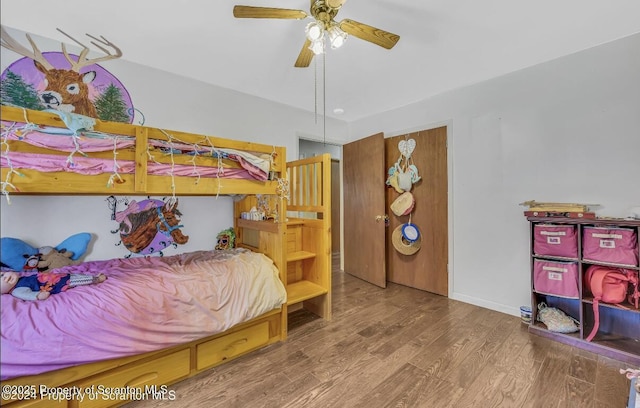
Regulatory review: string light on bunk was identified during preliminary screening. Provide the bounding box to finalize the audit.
[0,121,24,203]
[146,144,161,164]
[188,142,202,185]
[159,129,178,202]
[3,107,42,143]
[1,107,274,203]
[106,136,123,188]
[215,155,224,198]
[16,106,136,146]
[45,109,97,166]
[155,130,206,186]
[203,135,225,198]
[204,136,218,158]
[64,122,90,167]
[21,106,33,129]
[1,108,141,201]
[141,129,233,199]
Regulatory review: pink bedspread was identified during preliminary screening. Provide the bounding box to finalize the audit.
[0,249,286,380]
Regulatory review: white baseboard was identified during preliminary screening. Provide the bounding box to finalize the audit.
[450,292,521,317]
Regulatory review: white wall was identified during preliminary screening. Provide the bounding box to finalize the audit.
[0,196,238,261]
[349,33,640,316]
[0,26,349,261]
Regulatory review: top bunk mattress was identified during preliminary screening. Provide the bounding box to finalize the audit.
[0,248,287,380]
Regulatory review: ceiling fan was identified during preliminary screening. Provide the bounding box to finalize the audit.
[233,0,400,67]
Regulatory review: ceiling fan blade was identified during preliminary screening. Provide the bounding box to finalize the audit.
[339,19,400,49]
[233,6,308,19]
[294,39,314,68]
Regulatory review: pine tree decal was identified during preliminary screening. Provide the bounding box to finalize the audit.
[0,70,44,110]
[94,83,131,123]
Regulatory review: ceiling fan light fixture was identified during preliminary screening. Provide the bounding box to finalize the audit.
[305,20,325,41]
[327,24,347,49]
[308,39,325,55]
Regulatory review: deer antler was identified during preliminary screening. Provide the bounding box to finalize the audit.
[56,28,123,72]
[0,25,55,70]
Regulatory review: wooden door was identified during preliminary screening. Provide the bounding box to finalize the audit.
[343,133,387,288]
[385,127,448,295]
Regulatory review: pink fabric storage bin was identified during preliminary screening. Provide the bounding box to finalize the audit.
[583,226,639,267]
[533,224,578,258]
[533,259,579,298]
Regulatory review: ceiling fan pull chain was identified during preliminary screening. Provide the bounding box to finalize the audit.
[323,51,326,145]
[314,57,319,124]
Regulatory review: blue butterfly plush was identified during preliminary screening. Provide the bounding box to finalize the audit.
[0,233,92,271]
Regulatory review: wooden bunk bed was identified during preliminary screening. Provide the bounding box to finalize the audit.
[0,105,292,408]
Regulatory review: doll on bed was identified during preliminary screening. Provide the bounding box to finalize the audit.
[0,271,107,301]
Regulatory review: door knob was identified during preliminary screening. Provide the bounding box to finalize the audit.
[375,215,389,223]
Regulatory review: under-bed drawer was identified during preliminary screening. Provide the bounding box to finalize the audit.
[76,349,190,408]
[196,321,270,370]
[3,396,66,408]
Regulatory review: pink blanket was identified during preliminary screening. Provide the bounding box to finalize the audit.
[1,152,254,179]
[1,121,271,181]
[0,249,286,380]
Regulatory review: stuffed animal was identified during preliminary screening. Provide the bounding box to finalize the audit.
[36,247,79,272]
[215,227,236,250]
[1,270,106,301]
[0,233,91,271]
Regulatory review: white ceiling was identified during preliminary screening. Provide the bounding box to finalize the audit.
[2,0,640,122]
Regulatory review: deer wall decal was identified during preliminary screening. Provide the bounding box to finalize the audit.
[1,26,122,118]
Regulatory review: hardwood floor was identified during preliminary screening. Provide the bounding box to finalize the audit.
[126,259,634,408]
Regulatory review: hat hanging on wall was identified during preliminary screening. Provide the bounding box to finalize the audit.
[392,223,422,255]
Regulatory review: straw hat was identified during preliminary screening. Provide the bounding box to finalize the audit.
[392,223,422,255]
[390,192,415,216]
